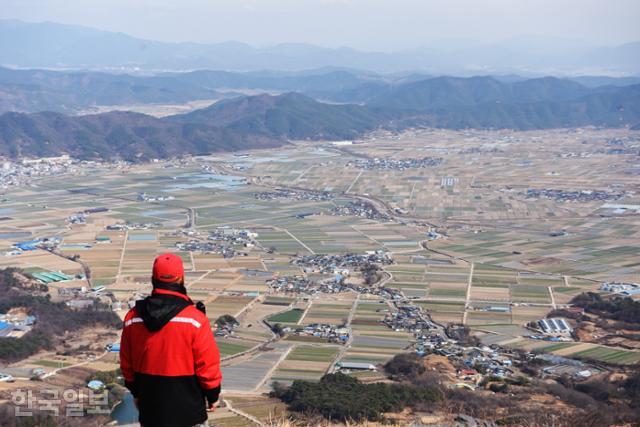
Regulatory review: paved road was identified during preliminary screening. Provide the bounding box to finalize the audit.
[328,293,360,373]
[462,262,475,325]
[41,351,109,379]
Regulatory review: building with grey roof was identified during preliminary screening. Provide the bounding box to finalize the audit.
[538,318,572,336]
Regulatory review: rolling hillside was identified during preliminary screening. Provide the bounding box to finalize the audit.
[369,77,640,129]
[0,78,638,161]
[0,111,280,160]
[0,93,382,160]
[170,92,382,140]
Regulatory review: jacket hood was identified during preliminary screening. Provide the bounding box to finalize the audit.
[135,293,192,332]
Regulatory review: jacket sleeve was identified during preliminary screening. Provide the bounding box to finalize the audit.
[193,316,222,404]
[119,311,138,397]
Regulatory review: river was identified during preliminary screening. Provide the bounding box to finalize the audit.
[110,392,138,425]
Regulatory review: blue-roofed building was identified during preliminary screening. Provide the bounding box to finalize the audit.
[13,240,42,251]
[106,343,120,352]
[87,380,105,391]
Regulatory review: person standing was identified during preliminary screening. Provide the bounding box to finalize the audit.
[120,253,222,427]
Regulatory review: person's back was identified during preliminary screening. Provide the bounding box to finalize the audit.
[120,254,222,427]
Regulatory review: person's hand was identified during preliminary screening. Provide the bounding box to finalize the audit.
[206,400,219,412]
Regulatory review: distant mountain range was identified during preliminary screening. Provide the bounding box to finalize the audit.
[2,65,640,117]
[0,66,387,114]
[0,93,382,160]
[1,19,640,75]
[0,67,229,114]
[368,76,640,129]
[0,76,639,161]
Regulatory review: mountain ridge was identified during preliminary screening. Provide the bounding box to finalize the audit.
[169,92,381,140]
[0,78,638,161]
[2,19,639,75]
[2,66,639,116]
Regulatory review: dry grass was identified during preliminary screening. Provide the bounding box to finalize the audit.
[266,419,379,427]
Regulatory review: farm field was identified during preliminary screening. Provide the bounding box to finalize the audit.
[271,345,340,383]
[268,308,305,325]
[503,339,640,365]
[300,300,354,325]
[0,127,638,422]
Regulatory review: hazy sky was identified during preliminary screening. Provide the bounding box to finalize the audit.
[1,0,639,50]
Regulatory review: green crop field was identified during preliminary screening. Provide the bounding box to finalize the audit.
[268,309,305,324]
[217,341,254,357]
[286,346,339,363]
[569,347,640,365]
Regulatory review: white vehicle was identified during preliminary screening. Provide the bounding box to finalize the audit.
[0,373,15,382]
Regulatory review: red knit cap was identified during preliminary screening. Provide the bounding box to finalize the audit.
[152,253,184,284]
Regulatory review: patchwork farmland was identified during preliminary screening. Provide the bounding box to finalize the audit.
[0,127,639,426]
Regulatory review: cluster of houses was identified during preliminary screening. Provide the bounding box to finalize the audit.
[106,221,161,231]
[424,230,445,240]
[0,155,82,189]
[208,227,258,247]
[600,282,640,296]
[415,333,448,355]
[267,276,316,293]
[176,240,236,258]
[415,329,598,388]
[384,304,439,333]
[420,341,517,385]
[66,207,112,227]
[537,354,598,380]
[456,347,515,380]
[371,282,529,385]
[268,274,401,297]
[292,251,393,275]
[214,319,239,338]
[67,213,87,224]
[595,137,640,155]
[8,237,61,254]
[350,157,443,171]
[268,256,593,390]
[253,189,333,202]
[523,188,626,202]
[268,249,597,390]
[0,310,36,338]
[329,200,392,221]
[57,285,105,297]
[57,286,121,311]
[174,227,258,258]
[414,335,521,386]
[137,193,175,202]
[291,323,350,344]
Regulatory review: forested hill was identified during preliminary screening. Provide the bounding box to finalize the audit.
[0,93,379,160]
[368,77,640,129]
[169,92,381,140]
[0,111,282,160]
[0,77,639,161]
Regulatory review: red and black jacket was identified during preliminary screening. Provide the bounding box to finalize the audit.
[120,289,222,427]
